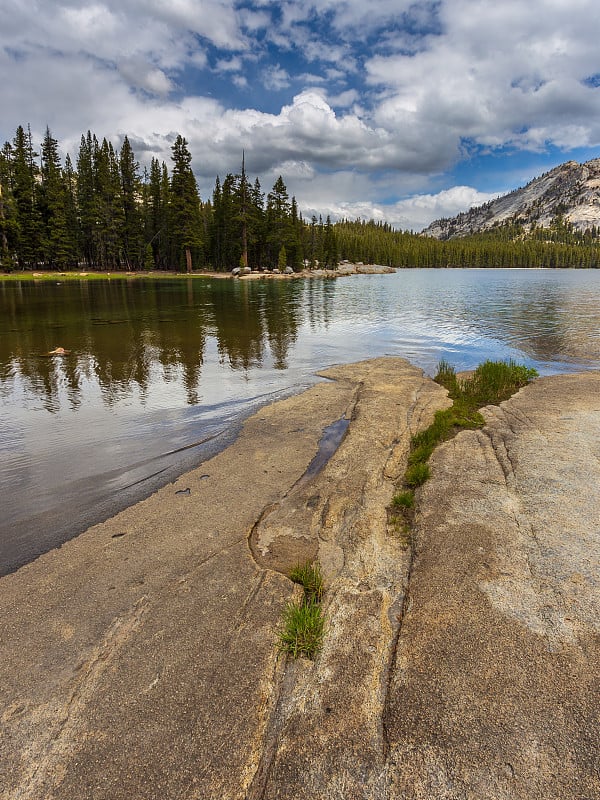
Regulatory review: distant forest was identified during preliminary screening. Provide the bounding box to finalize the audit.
[1,125,599,272]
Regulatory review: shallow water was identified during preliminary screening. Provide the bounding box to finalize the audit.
[2,269,600,573]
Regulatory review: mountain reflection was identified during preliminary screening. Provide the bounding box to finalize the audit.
[0,277,319,411]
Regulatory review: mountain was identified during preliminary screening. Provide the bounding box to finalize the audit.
[424,158,600,239]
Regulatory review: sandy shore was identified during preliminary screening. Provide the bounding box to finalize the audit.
[1,358,598,799]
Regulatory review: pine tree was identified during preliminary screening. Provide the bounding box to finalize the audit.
[39,126,76,268]
[119,136,143,269]
[323,215,338,268]
[0,142,18,270]
[266,176,292,268]
[169,135,202,272]
[12,125,43,268]
[93,138,124,268]
[77,132,96,268]
[239,152,249,269]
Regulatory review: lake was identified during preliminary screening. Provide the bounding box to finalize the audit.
[2,268,600,574]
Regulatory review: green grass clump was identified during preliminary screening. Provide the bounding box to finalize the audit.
[278,561,326,660]
[400,358,537,494]
[434,358,459,393]
[458,359,538,407]
[277,599,325,659]
[405,462,431,487]
[289,560,324,603]
[392,490,415,509]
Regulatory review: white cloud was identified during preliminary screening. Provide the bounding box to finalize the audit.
[293,173,497,231]
[328,88,359,107]
[261,64,291,91]
[118,59,174,95]
[215,55,244,73]
[2,0,600,228]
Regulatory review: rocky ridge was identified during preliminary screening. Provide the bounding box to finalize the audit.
[424,158,600,238]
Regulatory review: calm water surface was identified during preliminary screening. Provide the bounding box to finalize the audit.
[2,269,600,573]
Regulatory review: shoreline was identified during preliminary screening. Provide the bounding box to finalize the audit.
[1,358,599,798]
[0,263,396,282]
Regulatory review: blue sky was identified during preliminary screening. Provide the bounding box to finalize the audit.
[2,0,600,230]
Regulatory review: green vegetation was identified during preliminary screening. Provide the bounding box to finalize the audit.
[392,490,415,509]
[411,359,538,461]
[404,462,431,487]
[388,359,538,536]
[278,560,325,659]
[0,124,336,273]
[277,599,325,660]
[2,124,599,274]
[289,560,324,603]
[334,218,600,269]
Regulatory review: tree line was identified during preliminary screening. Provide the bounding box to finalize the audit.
[334,218,600,268]
[1,124,599,272]
[0,125,338,273]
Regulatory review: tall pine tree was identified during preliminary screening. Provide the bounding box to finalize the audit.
[169,135,202,272]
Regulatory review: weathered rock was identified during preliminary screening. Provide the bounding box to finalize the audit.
[2,364,598,800]
[385,371,600,800]
[253,360,449,798]
[0,358,444,800]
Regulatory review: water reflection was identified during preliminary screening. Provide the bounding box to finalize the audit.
[0,278,314,411]
[2,269,600,574]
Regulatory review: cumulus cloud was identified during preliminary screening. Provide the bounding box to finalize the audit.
[261,64,291,91]
[2,0,600,224]
[296,179,496,231]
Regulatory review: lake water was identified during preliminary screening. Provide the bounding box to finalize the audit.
[2,268,600,574]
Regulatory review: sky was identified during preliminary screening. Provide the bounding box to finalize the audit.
[2,0,600,231]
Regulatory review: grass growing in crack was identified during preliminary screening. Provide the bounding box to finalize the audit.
[289,560,324,603]
[410,359,538,469]
[397,359,538,494]
[388,358,538,556]
[392,490,415,509]
[278,560,325,659]
[277,599,325,659]
[404,462,431,487]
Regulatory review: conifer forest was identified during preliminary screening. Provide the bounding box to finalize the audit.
[1,125,599,273]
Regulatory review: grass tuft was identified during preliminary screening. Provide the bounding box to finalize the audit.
[458,359,538,407]
[405,462,431,487]
[289,560,324,603]
[434,358,459,393]
[392,490,415,509]
[277,600,325,659]
[278,560,325,660]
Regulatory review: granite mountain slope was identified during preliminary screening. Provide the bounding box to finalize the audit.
[424,158,600,239]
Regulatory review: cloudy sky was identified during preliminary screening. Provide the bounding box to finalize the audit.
[3,0,600,230]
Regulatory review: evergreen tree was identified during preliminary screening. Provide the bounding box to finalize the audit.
[119,136,143,269]
[322,215,338,267]
[93,138,124,268]
[169,135,203,272]
[12,125,43,268]
[265,176,292,268]
[76,132,96,267]
[0,142,18,270]
[38,126,76,268]
[62,154,80,263]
